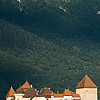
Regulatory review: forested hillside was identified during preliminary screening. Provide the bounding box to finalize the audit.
[0,0,100,100]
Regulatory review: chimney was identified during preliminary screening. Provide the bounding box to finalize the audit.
[44,87,46,89]
[31,85,32,88]
[35,89,37,91]
[40,88,43,93]
[36,91,39,95]
[47,88,50,90]
[57,91,59,94]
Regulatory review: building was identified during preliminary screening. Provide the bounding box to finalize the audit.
[6,75,97,100]
[51,89,80,100]
[76,75,97,100]
[6,87,15,100]
[34,87,53,100]
[15,81,37,100]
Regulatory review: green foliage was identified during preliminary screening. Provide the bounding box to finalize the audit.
[0,0,100,100]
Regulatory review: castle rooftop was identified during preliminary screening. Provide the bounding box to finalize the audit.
[76,75,97,89]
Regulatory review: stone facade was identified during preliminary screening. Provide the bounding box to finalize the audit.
[76,88,97,100]
[76,75,97,100]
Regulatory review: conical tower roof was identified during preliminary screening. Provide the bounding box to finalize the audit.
[21,81,31,89]
[6,86,15,97]
[76,75,97,89]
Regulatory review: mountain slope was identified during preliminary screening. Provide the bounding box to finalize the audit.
[1,19,100,99]
[1,0,100,100]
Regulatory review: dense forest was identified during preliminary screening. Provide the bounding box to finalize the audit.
[0,0,100,99]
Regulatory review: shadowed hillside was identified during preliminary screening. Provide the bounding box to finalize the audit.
[0,0,100,100]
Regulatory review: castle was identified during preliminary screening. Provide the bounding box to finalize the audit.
[6,75,97,100]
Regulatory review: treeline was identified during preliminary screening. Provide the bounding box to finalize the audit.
[0,0,100,99]
[0,19,100,99]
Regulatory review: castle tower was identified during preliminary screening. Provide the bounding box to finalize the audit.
[21,81,31,92]
[76,75,97,100]
[14,81,31,100]
[6,86,15,100]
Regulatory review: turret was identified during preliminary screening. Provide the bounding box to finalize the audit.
[76,75,97,100]
[6,86,15,100]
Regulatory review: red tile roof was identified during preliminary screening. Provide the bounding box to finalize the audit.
[53,91,64,97]
[21,81,31,89]
[52,89,80,98]
[6,87,15,97]
[52,89,72,97]
[72,94,80,97]
[63,89,72,96]
[53,93,64,97]
[38,87,53,98]
[76,75,97,89]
